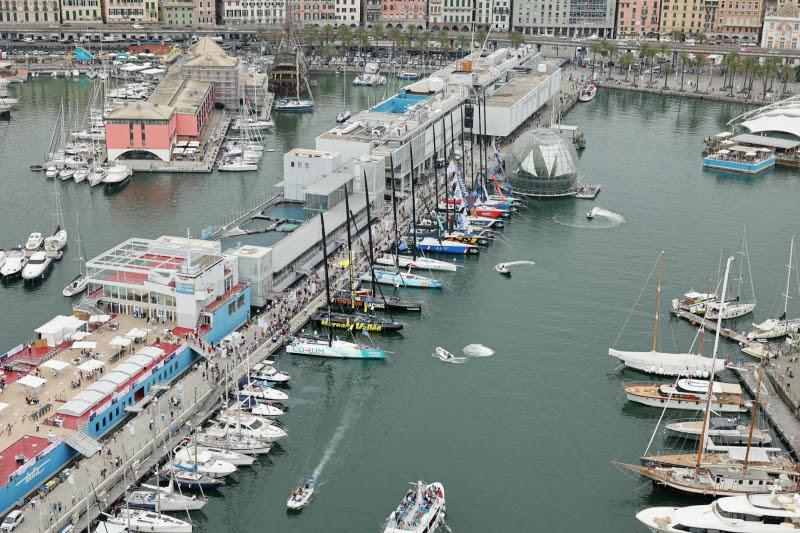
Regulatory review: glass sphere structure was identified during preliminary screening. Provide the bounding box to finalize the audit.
[505,129,579,195]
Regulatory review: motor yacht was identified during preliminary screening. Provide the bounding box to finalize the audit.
[251,365,290,383]
[384,481,446,533]
[24,232,43,252]
[1,246,27,280]
[104,165,132,190]
[22,251,53,281]
[45,166,58,178]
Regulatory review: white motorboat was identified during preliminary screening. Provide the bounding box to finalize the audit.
[88,167,107,187]
[45,166,58,178]
[384,481,446,533]
[195,428,272,455]
[172,447,237,478]
[72,167,89,183]
[287,477,315,510]
[374,254,458,272]
[495,263,511,276]
[58,167,74,180]
[285,337,386,359]
[218,159,258,172]
[22,251,53,281]
[72,69,79,77]
[248,402,285,418]
[44,226,67,253]
[238,382,288,402]
[25,232,43,252]
[104,164,132,190]
[749,238,799,339]
[213,412,288,442]
[578,84,597,102]
[0,250,6,271]
[1,247,27,280]
[336,109,351,123]
[665,418,772,446]
[251,365,290,383]
[180,443,255,466]
[624,379,745,412]
[105,508,192,533]
[636,493,800,532]
[353,73,387,86]
[586,207,597,219]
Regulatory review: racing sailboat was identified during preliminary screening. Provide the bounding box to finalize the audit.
[748,237,800,339]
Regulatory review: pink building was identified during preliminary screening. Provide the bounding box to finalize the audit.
[105,75,215,162]
[382,0,426,28]
[290,0,335,24]
[615,0,661,38]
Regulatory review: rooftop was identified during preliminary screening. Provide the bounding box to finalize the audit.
[730,95,800,140]
[148,71,213,115]
[187,37,228,58]
[303,167,354,197]
[486,63,560,109]
[730,133,800,150]
[107,101,174,121]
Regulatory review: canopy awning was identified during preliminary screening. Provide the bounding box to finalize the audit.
[0,402,8,413]
[17,375,47,389]
[72,341,97,350]
[89,315,111,324]
[68,331,91,341]
[125,328,149,340]
[109,336,132,347]
[40,360,70,371]
[77,359,105,373]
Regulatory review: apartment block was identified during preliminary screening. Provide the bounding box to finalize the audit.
[0,0,60,23]
[381,0,425,28]
[615,0,660,37]
[61,0,103,22]
[512,0,615,36]
[163,0,194,25]
[223,0,285,25]
[105,0,161,22]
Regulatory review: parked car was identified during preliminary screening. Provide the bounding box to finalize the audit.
[1,510,23,532]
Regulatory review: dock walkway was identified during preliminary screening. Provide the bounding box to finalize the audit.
[672,308,751,345]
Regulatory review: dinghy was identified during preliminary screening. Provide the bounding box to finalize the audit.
[287,477,315,510]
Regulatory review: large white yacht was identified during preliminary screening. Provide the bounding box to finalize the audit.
[384,481,446,533]
[22,251,53,281]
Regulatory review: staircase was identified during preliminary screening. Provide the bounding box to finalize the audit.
[125,384,170,413]
[64,431,102,457]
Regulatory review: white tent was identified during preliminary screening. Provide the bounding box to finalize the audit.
[110,336,132,348]
[40,360,70,372]
[17,375,47,389]
[0,402,8,414]
[68,331,91,341]
[72,341,97,350]
[35,315,86,347]
[77,360,105,373]
[89,315,111,324]
[125,328,149,341]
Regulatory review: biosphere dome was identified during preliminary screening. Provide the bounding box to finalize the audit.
[505,128,579,195]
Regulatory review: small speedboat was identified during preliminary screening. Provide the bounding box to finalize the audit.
[579,84,598,102]
[287,477,315,510]
[1,246,27,280]
[63,273,88,296]
[435,347,455,361]
[22,251,54,281]
[58,167,74,181]
[336,109,351,123]
[25,232,43,252]
[586,207,596,220]
[495,263,511,277]
[384,481,446,533]
[45,166,58,178]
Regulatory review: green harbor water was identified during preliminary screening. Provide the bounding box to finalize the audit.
[3,76,800,532]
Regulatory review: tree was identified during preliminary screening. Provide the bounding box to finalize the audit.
[339,25,353,50]
[619,51,635,82]
[476,28,488,48]
[456,33,468,51]
[638,43,657,84]
[510,30,523,49]
[416,32,429,65]
[589,41,604,79]
[668,30,685,42]
[722,52,740,89]
[436,30,450,53]
[678,52,690,91]
[659,43,671,89]
[761,57,778,100]
[779,64,796,97]
[323,43,336,62]
[372,25,385,43]
[321,24,334,45]
[742,56,759,95]
[388,26,402,57]
[303,24,319,48]
[357,27,369,50]
[694,53,708,93]
[603,40,618,79]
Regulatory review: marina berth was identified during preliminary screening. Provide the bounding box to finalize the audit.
[172,447,238,478]
[665,418,772,446]
[285,337,386,359]
[624,379,746,412]
[637,493,800,533]
[125,481,208,512]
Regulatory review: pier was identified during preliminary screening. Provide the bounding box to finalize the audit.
[671,308,753,345]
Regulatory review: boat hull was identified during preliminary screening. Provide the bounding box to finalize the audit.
[625,391,745,413]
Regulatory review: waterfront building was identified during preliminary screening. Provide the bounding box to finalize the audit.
[615,0,661,38]
[290,0,335,24]
[429,0,474,31]
[365,0,382,26]
[181,37,266,111]
[222,0,285,25]
[163,0,195,26]
[105,0,161,22]
[195,0,216,25]
[381,0,425,29]
[0,0,59,23]
[659,0,707,36]
[709,0,766,42]
[105,73,215,162]
[761,4,800,48]
[512,0,615,37]
[61,0,103,23]
[476,0,512,31]
[336,0,361,25]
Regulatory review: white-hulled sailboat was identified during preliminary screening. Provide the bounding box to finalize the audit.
[705,228,757,320]
[609,251,726,377]
[748,237,800,339]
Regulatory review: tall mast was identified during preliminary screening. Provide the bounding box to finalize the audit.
[344,183,354,308]
[432,121,439,211]
[743,363,764,471]
[696,255,734,470]
[390,154,399,271]
[651,250,665,352]
[409,145,418,261]
[363,169,379,295]
[320,211,332,347]
[783,236,794,319]
[744,226,756,305]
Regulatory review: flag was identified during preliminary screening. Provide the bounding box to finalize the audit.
[361,329,370,337]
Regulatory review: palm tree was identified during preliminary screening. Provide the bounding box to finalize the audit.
[456,34,468,51]
[339,25,353,51]
[678,52,689,91]
[372,25,385,43]
[722,52,740,89]
[510,30,523,49]
[476,28,488,48]
[619,51,635,82]
[659,43,671,89]
[589,41,604,79]
[639,43,657,84]
[436,30,449,53]
[668,30,685,42]
[779,64,796,97]
[725,58,739,96]
[603,40,618,79]
[388,26,402,57]
[323,43,336,63]
[694,53,708,93]
[321,24,334,45]
[761,58,778,100]
[357,27,369,50]
[742,56,759,95]
[416,33,429,66]
[303,24,318,49]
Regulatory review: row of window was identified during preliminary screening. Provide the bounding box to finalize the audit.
[64,9,100,18]
[104,284,178,307]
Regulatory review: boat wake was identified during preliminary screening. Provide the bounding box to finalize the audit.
[553,207,626,229]
[312,395,356,480]
[591,208,625,224]
[463,344,495,358]
[501,260,535,267]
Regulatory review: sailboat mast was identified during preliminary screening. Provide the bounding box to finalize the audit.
[783,237,794,317]
[651,251,665,352]
[696,255,734,470]
[390,155,399,270]
[744,226,756,305]
[743,364,763,471]
[344,184,354,308]
[409,146,418,261]
[320,211,332,347]
[433,122,440,210]
[363,170,379,294]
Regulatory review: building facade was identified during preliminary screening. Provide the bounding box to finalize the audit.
[615,0,661,37]
[194,0,216,25]
[476,0,512,31]
[105,0,161,22]
[335,0,361,24]
[512,0,615,36]
[430,0,474,31]
[659,0,707,35]
[761,4,800,48]
[710,0,766,41]
[162,0,195,25]
[364,0,381,26]
[381,0,426,28]
[0,0,60,23]
[222,0,284,25]
[290,0,336,23]
[61,0,102,22]
[105,102,177,162]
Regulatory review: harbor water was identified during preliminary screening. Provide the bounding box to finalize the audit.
[3,77,800,531]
